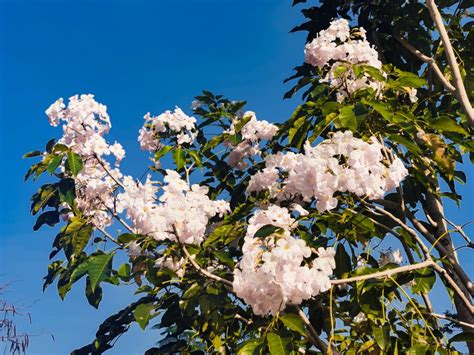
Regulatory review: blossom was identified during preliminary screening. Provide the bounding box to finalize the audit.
[45,94,125,228]
[225,111,278,169]
[138,107,197,152]
[247,131,408,212]
[233,206,336,316]
[116,170,230,245]
[304,19,384,102]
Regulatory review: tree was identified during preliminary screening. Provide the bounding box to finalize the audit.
[25,0,473,353]
[1,284,31,354]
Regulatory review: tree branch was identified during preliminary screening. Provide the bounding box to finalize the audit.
[430,313,474,329]
[430,261,474,314]
[395,35,456,93]
[331,260,433,285]
[181,245,233,287]
[426,0,474,126]
[296,307,329,353]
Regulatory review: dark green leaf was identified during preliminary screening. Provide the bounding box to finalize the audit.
[253,224,282,238]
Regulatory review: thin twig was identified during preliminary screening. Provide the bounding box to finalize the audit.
[430,313,474,329]
[94,154,125,189]
[96,226,123,248]
[181,245,233,286]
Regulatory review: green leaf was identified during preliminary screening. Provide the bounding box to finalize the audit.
[187,149,203,169]
[432,116,469,136]
[182,283,200,299]
[237,339,262,355]
[266,333,287,355]
[47,154,64,174]
[372,325,390,351]
[336,105,358,131]
[117,263,131,278]
[407,344,429,355]
[85,276,102,309]
[23,150,43,158]
[411,267,436,294]
[117,233,139,244]
[253,224,282,238]
[33,210,60,231]
[71,254,114,292]
[397,74,426,88]
[172,147,186,170]
[133,303,156,330]
[88,254,114,292]
[279,313,306,337]
[369,101,393,121]
[65,151,84,176]
[71,224,93,257]
[154,145,173,160]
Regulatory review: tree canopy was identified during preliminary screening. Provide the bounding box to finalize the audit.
[25,0,474,353]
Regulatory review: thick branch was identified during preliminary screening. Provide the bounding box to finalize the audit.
[430,261,474,314]
[296,307,329,353]
[426,0,474,125]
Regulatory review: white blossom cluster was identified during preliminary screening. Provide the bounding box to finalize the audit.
[138,107,197,151]
[233,206,336,316]
[304,19,418,103]
[116,170,230,245]
[226,111,278,170]
[247,131,408,212]
[304,19,383,102]
[46,95,125,228]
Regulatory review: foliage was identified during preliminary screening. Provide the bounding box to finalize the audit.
[24,1,474,354]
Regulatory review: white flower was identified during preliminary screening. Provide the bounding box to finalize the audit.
[225,111,277,169]
[45,94,124,228]
[233,206,336,316]
[247,131,407,212]
[304,19,384,102]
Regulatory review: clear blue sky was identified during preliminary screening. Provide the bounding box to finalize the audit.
[0,0,472,354]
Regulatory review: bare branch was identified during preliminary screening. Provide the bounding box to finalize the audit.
[430,261,474,314]
[430,313,474,329]
[395,35,456,93]
[331,260,433,285]
[96,226,123,248]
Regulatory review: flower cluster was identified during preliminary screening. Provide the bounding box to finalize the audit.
[233,206,336,316]
[247,131,408,212]
[138,107,197,152]
[45,95,125,228]
[116,170,230,245]
[304,19,384,102]
[226,111,278,170]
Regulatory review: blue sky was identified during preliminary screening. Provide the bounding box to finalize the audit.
[0,0,472,354]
